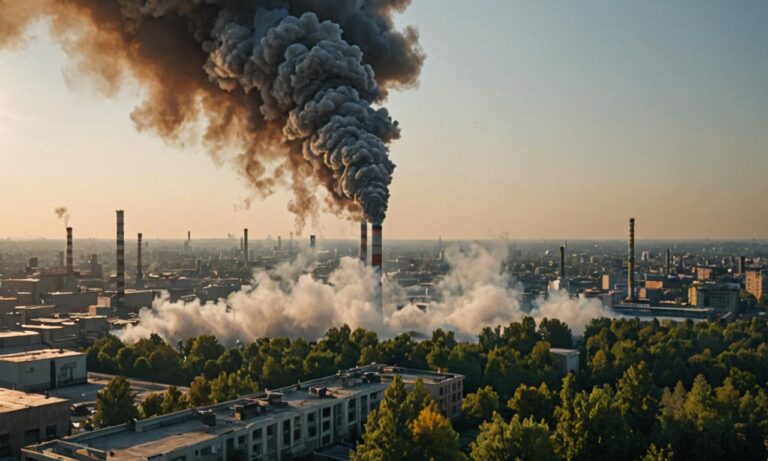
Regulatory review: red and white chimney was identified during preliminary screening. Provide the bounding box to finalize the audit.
[371,223,383,310]
[359,220,368,265]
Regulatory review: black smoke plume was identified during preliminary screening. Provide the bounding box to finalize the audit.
[0,0,424,227]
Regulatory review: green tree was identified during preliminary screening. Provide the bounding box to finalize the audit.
[189,375,212,407]
[161,386,188,414]
[210,371,258,403]
[93,376,138,428]
[462,386,500,425]
[538,317,573,348]
[470,413,557,461]
[641,444,674,461]
[140,392,163,419]
[411,401,466,461]
[352,376,413,461]
[615,361,659,456]
[507,382,555,424]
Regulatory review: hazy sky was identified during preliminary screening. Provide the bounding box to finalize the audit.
[1,1,766,240]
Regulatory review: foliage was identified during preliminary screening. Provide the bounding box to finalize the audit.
[93,376,138,428]
[462,385,500,425]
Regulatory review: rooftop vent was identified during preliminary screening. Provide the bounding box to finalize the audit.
[198,410,216,427]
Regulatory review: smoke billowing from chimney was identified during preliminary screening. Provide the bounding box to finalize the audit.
[54,206,70,227]
[3,1,424,228]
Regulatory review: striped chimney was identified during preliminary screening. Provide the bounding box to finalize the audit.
[116,210,125,308]
[359,220,368,265]
[137,233,143,283]
[243,228,249,264]
[371,223,383,310]
[66,227,73,274]
[627,217,635,302]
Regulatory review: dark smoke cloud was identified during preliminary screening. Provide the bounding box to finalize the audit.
[0,0,423,227]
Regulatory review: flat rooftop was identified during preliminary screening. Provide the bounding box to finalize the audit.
[0,348,84,363]
[27,365,463,461]
[0,388,68,414]
[0,330,40,339]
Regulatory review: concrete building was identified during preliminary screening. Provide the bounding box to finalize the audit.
[550,348,580,375]
[0,330,43,355]
[0,349,86,392]
[745,268,766,302]
[22,365,463,461]
[688,281,740,312]
[0,389,70,459]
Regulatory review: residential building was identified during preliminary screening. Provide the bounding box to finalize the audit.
[746,269,766,302]
[22,365,463,461]
[0,349,86,392]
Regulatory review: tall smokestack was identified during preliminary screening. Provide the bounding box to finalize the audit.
[371,223,383,309]
[116,210,125,309]
[627,218,635,302]
[137,233,143,283]
[66,227,73,274]
[243,228,249,265]
[738,256,746,275]
[360,221,368,265]
[310,235,316,250]
[559,245,565,280]
[666,248,671,275]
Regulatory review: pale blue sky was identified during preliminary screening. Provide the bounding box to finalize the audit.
[1,1,766,240]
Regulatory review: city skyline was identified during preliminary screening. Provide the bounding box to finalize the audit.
[1,1,767,240]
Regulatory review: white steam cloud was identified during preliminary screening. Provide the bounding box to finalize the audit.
[119,243,612,345]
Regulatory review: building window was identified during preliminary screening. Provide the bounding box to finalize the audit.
[200,446,213,456]
[322,407,331,418]
[293,416,301,444]
[0,434,11,458]
[23,428,39,446]
[237,435,246,445]
[282,420,291,447]
[252,428,262,440]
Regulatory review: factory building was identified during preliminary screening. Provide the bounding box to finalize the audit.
[23,365,464,461]
[550,348,580,375]
[0,348,86,392]
[688,281,740,312]
[0,389,70,459]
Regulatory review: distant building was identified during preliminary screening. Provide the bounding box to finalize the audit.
[550,348,580,375]
[0,389,70,459]
[745,269,766,302]
[0,348,86,392]
[23,365,463,461]
[688,281,740,312]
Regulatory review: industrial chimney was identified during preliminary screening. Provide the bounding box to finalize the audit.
[559,245,565,280]
[186,230,191,250]
[627,218,635,302]
[738,256,746,275]
[66,227,73,274]
[666,248,671,275]
[371,223,383,310]
[116,210,125,309]
[359,220,368,265]
[243,228,249,265]
[310,235,316,250]
[136,233,143,283]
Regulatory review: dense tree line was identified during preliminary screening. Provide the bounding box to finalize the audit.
[88,317,768,459]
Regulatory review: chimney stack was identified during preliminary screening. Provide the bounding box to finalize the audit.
[738,256,746,275]
[66,227,73,274]
[359,220,368,265]
[310,235,316,250]
[371,223,383,310]
[116,210,125,309]
[627,218,635,302]
[277,235,282,250]
[559,245,565,280]
[243,228,249,265]
[137,233,143,283]
[666,248,671,275]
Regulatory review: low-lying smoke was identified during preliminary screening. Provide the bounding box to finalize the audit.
[1,1,422,228]
[119,243,613,345]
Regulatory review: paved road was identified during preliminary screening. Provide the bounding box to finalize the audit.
[49,372,189,405]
